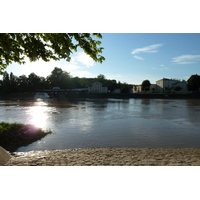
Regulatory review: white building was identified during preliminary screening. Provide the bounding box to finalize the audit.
[88,82,108,93]
[156,78,188,93]
[132,78,189,93]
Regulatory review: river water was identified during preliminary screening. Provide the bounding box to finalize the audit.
[0,98,200,151]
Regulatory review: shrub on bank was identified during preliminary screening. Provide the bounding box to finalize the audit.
[0,122,52,152]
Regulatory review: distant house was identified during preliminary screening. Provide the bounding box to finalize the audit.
[156,78,188,93]
[88,82,108,93]
[132,78,189,93]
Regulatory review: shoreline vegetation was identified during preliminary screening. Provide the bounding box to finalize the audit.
[0,122,52,152]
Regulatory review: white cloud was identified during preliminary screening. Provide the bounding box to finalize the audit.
[172,54,200,64]
[57,63,81,73]
[17,57,57,77]
[131,43,163,60]
[70,70,96,78]
[62,52,96,77]
[73,52,95,67]
[53,51,96,77]
[2,51,96,79]
[20,57,82,77]
[70,57,78,65]
[133,55,144,60]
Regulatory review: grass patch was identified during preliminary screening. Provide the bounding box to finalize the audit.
[0,122,52,152]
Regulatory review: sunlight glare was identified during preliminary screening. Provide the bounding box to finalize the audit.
[28,102,49,129]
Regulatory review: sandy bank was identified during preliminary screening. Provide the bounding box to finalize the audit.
[5,148,200,166]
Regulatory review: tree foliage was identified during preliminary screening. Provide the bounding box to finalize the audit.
[173,86,182,91]
[47,67,71,88]
[141,80,151,92]
[187,74,200,92]
[0,67,132,94]
[97,74,106,80]
[0,33,105,74]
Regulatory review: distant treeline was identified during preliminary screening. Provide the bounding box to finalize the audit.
[0,67,133,94]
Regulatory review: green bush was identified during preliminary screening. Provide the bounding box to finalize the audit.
[0,122,51,152]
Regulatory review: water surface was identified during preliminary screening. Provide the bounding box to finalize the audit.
[0,98,200,151]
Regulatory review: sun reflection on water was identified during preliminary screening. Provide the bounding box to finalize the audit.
[28,101,49,129]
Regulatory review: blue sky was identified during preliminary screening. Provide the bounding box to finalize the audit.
[2,33,200,85]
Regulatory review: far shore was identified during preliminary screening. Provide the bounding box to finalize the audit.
[1,92,200,100]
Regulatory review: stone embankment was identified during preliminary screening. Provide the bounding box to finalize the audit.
[3,148,200,166]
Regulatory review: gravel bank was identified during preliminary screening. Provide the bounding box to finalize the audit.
[5,148,200,166]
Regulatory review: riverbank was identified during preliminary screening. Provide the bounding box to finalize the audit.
[5,147,200,166]
[60,92,200,100]
[1,92,200,100]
